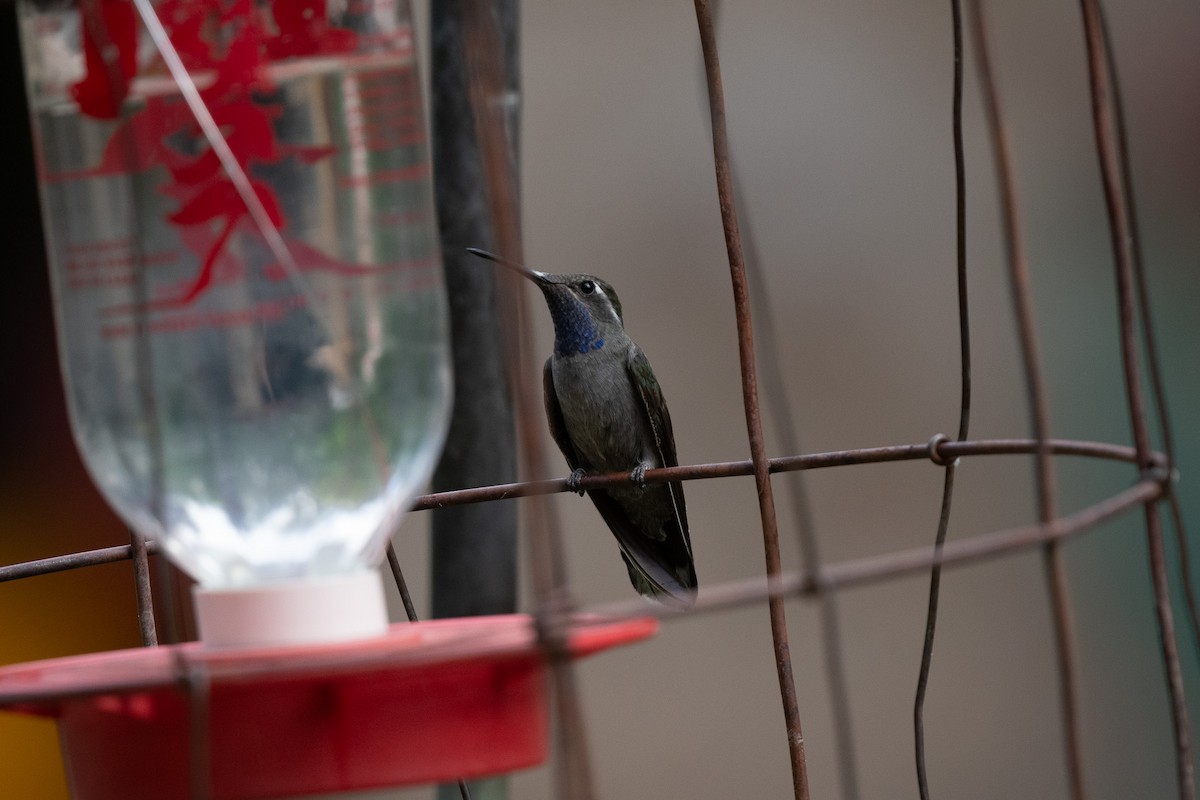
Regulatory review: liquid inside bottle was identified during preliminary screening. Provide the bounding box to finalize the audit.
[19,1,451,589]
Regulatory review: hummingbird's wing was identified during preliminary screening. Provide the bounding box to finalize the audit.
[626,345,694,554]
[624,345,698,597]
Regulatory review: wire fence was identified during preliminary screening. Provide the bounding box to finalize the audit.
[1,1,1196,799]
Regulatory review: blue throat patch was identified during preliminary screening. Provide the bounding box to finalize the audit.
[546,293,605,357]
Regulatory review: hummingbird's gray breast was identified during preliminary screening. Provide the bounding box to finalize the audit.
[550,345,657,474]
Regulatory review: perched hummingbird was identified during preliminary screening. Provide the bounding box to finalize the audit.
[468,248,698,608]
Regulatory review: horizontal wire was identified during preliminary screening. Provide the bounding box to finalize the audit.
[0,437,1154,585]
[410,437,1150,510]
[581,471,1167,624]
[1,441,1164,601]
[0,475,1162,699]
[0,541,160,584]
[0,471,1165,707]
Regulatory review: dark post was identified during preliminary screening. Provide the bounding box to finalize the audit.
[430,2,520,798]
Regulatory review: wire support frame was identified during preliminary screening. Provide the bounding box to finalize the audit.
[2,436,1170,594]
[0,446,1172,689]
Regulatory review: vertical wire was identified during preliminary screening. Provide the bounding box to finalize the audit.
[386,539,472,800]
[460,2,596,798]
[127,526,158,645]
[965,3,1087,797]
[914,2,971,796]
[386,543,420,624]
[1075,3,1195,798]
[1090,5,1200,661]
[702,6,859,795]
[384,492,471,800]
[692,2,809,797]
[914,464,963,800]
[382,546,474,800]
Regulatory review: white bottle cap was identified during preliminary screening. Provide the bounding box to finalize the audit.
[193,570,390,649]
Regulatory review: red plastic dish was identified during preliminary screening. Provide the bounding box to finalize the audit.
[0,613,657,799]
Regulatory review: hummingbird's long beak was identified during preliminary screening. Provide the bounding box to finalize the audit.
[466,247,552,285]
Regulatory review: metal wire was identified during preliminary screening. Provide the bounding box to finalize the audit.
[1102,3,1200,666]
[965,3,1088,795]
[128,0,332,339]
[1076,2,1195,797]
[0,438,1162,582]
[708,0,859,789]
[382,545,473,800]
[583,470,1167,625]
[0,541,158,584]
[386,542,421,623]
[691,3,808,795]
[0,446,1177,792]
[1099,0,1200,724]
[914,2,970,795]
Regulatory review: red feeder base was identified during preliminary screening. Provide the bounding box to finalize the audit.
[0,613,656,799]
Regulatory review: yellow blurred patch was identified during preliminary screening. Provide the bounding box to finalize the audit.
[0,715,68,799]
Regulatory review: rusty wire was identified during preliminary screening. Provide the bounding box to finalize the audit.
[0,2,1195,799]
[691,2,808,795]
[0,455,1180,792]
[1103,2,1200,666]
[1076,1,1194,797]
[580,472,1167,628]
[0,462,1168,705]
[707,0,860,791]
[966,2,1088,797]
[386,546,471,800]
[0,438,1162,584]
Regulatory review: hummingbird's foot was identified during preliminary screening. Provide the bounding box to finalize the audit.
[630,463,648,490]
[566,468,587,496]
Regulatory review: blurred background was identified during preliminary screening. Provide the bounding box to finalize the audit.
[2,1,1198,798]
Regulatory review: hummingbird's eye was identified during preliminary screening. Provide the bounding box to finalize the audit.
[579,280,596,295]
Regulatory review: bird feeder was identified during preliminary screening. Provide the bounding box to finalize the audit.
[0,614,658,799]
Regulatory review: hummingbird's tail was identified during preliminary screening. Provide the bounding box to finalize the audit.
[621,552,697,609]
[587,486,697,609]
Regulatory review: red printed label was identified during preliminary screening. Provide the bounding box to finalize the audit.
[56,0,428,328]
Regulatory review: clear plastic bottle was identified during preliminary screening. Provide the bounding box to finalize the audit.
[17,0,450,641]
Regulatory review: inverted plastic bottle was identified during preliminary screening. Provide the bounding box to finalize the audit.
[17,0,450,646]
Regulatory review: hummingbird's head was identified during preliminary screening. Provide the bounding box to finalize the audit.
[468,249,625,357]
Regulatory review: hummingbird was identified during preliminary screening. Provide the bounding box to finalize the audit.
[468,248,698,608]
